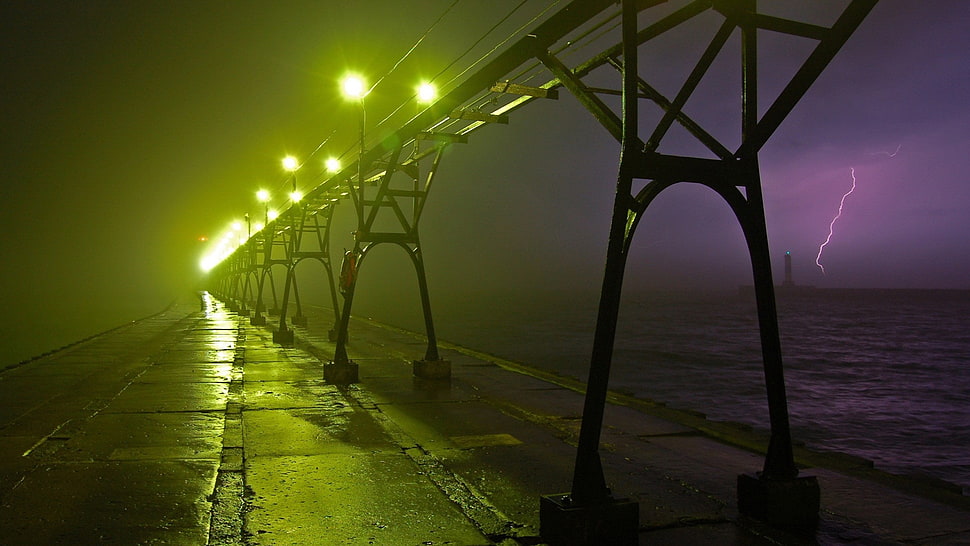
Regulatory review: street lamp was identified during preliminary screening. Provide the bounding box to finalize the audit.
[329,73,370,379]
[341,74,367,221]
[257,189,271,224]
[325,157,341,173]
[341,75,366,100]
[282,155,301,204]
[414,81,437,165]
[417,81,437,103]
[276,155,305,340]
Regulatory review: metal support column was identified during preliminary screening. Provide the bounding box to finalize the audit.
[540,2,640,542]
[329,140,453,382]
[272,204,304,346]
[540,0,876,541]
[318,206,342,341]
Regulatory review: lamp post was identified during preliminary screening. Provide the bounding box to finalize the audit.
[413,81,437,200]
[283,156,303,205]
[250,188,271,324]
[235,213,251,317]
[287,159,306,327]
[327,75,368,382]
[341,75,366,222]
[274,157,304,343]
[257,189,271,225]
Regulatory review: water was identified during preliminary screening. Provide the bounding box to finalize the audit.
[427,288,970,495]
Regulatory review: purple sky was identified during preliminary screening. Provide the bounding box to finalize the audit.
[2,1,968,363]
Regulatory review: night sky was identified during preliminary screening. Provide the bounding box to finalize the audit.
[2,1,968,365]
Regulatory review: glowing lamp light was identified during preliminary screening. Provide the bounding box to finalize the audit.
[257,189,271,202]
[282,155,300,172]
[341,75,366,99]
[289,190,303,203]
[325,158,341,173]
[268,209,279,221]
[200,255,218,272]
[417,82,437,103]
[253,222,264,232]
[200,221,251,272]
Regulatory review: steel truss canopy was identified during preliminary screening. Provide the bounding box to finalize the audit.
[336,0,872,184]
[208,0,874,271]
[205,0,877,539]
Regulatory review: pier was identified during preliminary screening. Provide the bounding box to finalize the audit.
[1,293,966,544]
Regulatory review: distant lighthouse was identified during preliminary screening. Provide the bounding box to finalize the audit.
[740,250,814,296]
[783,251,794,287]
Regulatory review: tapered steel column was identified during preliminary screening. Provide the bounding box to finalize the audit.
[540,2,640,544]
[570,0,640,506]
[274,204,305,346]
[739,7,797,478]
[408,243,440,362]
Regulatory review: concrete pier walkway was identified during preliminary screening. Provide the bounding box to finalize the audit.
[1,293,967,544]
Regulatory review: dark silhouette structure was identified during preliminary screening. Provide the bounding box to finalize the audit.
[206,1,878,542]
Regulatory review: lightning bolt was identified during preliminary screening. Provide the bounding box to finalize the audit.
[815,167,857,275]
[814,145,898,275]
[869,143,901,158]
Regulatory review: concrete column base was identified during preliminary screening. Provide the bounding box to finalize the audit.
[737,472,820,532]
[291,315,307,327]
[237,308,251,317]
[273,328,294,346]
[413,359,451,380]
[324,362,359,384]
[250,314,266,326]
[539,493,638,546]
[268,307,280,316]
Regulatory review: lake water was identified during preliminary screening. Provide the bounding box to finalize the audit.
[426,288,970,495]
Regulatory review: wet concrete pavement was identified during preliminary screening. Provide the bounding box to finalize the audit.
[1,293,968,544]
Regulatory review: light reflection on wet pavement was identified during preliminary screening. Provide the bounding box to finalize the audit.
[1,293,967,545]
